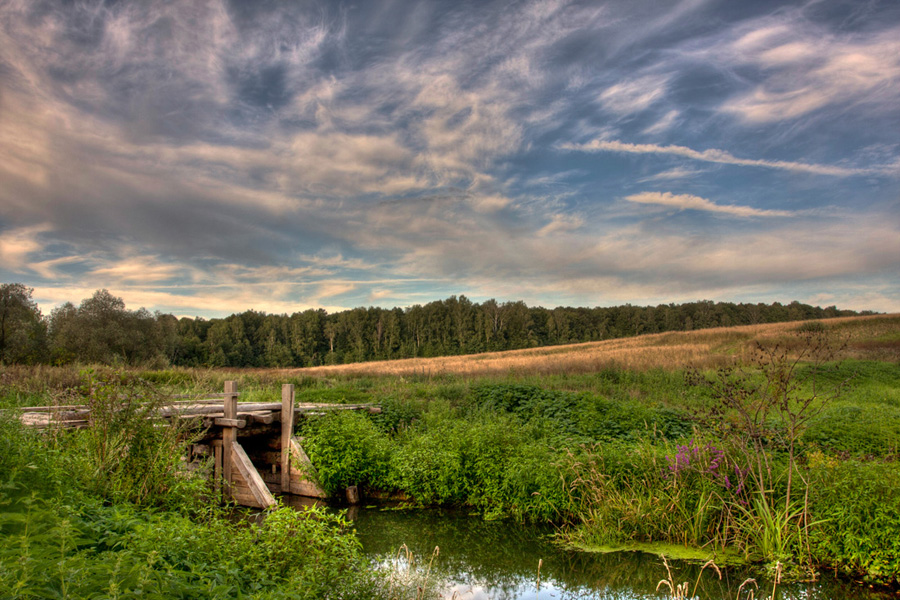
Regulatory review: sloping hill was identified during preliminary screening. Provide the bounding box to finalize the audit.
[276,314,898,378]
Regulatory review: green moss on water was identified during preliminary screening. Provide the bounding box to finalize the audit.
[570,540,747,566]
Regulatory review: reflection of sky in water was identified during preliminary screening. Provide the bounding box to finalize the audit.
[349,508,885,600]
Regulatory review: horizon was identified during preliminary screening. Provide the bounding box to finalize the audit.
[1,0,898,319]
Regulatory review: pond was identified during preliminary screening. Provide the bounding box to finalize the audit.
[340,506,889,600]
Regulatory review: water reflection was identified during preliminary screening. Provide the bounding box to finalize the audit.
[347,508,887,600]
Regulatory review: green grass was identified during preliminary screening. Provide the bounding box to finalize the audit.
[2,338,898,590]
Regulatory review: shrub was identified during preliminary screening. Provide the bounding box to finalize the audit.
[809,457,900,585]
[301,411,392,496]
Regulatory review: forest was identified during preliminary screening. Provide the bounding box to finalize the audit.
[0,282,870,368]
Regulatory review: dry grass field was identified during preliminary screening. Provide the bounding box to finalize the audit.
[274,314,900,379]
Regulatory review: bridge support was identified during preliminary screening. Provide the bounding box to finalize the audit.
[206,381,328,508]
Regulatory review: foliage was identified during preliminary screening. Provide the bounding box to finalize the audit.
[0,283,46,364]
[49,289,176,366]
[301,411,393,496]
[67,370,205,507]
[808,457,900,585]
[0,488,378,600]
[0,281,869,368]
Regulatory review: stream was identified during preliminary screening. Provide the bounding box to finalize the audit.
[340,506,889,600]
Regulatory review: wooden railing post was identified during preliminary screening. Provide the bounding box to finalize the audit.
[281,384,294,492]
[223,381,238,496]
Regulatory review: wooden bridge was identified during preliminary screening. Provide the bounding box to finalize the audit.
[18,381,379,509]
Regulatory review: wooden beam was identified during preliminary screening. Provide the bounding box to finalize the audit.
[244,411,276,425]
[289,437,327,498]
[214,417,246,428]
[213,440,223,500]
[281,384,294,492]
[231,441,276,508]
[222,381,237,497]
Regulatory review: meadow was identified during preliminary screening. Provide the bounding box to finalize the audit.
[1,314,898,598]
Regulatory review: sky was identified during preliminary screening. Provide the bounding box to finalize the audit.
[1,0,898,319]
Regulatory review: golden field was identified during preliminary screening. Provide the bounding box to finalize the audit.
[269,313,899,379]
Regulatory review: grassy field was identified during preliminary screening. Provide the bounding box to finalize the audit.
[2,314,899,596]
[266,313,900,378]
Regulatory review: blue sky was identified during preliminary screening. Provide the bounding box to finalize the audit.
[1,0,898,318]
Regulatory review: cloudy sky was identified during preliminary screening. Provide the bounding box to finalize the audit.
[1,0,898,318]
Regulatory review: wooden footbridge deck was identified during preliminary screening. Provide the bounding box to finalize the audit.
[18,381,379,509]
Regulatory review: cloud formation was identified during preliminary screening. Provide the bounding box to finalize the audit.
[625,192,794,218]
[563,140,875,177]
[0,0,897,317]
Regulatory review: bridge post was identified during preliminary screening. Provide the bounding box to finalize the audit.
[281,384,294,492]
[223,380,238,497]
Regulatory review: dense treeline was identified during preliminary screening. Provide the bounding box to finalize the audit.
[0,282,870,367]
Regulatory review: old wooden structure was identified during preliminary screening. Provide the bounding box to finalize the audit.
[18,381,379,509]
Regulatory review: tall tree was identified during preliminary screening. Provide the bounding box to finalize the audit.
[0,283,47,363]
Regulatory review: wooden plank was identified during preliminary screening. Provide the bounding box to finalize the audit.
[289,437,327,498]
[231,441,276,508]
[244,411,276,425]
[290,479,327,498]
[213,442,223,499]
[214,418,246,428]
[223,381,237,494]
[281,384,294,491]
[259,462,325,497]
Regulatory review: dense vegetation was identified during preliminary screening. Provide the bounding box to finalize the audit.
[0,371,401,599]
[2,316,898,597]
[1,282,869,368]
[287,349,900,585]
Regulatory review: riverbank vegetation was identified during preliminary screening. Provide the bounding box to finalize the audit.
[1,314,898,596]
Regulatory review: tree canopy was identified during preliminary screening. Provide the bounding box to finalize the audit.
[0,283,870,368]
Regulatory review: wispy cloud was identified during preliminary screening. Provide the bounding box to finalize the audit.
[537,214,584,236]
[598,75,669,116]
[563,139,872,177]
[637,167,702,182]
[642,109,680,135]
[625,191,794,218]
[715,19,900,123]
[0,224,52,271]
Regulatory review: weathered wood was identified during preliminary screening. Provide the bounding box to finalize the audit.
[213,441,223,499]
[231,441,276,508]
[281,384,294,492]
[222,381,238,494]
[14,381,380,507]
[289,437,327,498]
[290,479,327,498]
[245,411,276,425]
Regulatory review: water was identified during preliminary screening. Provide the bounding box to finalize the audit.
[343,507,890,600]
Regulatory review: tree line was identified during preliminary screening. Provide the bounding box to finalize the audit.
[0,282,871,368]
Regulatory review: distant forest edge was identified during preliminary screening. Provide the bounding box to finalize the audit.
[0,283,875,368]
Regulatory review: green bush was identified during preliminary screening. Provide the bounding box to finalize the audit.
[390,424,466,504]
[0,489,377,600]
[301,411,392,496]
[809,458,900,585]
